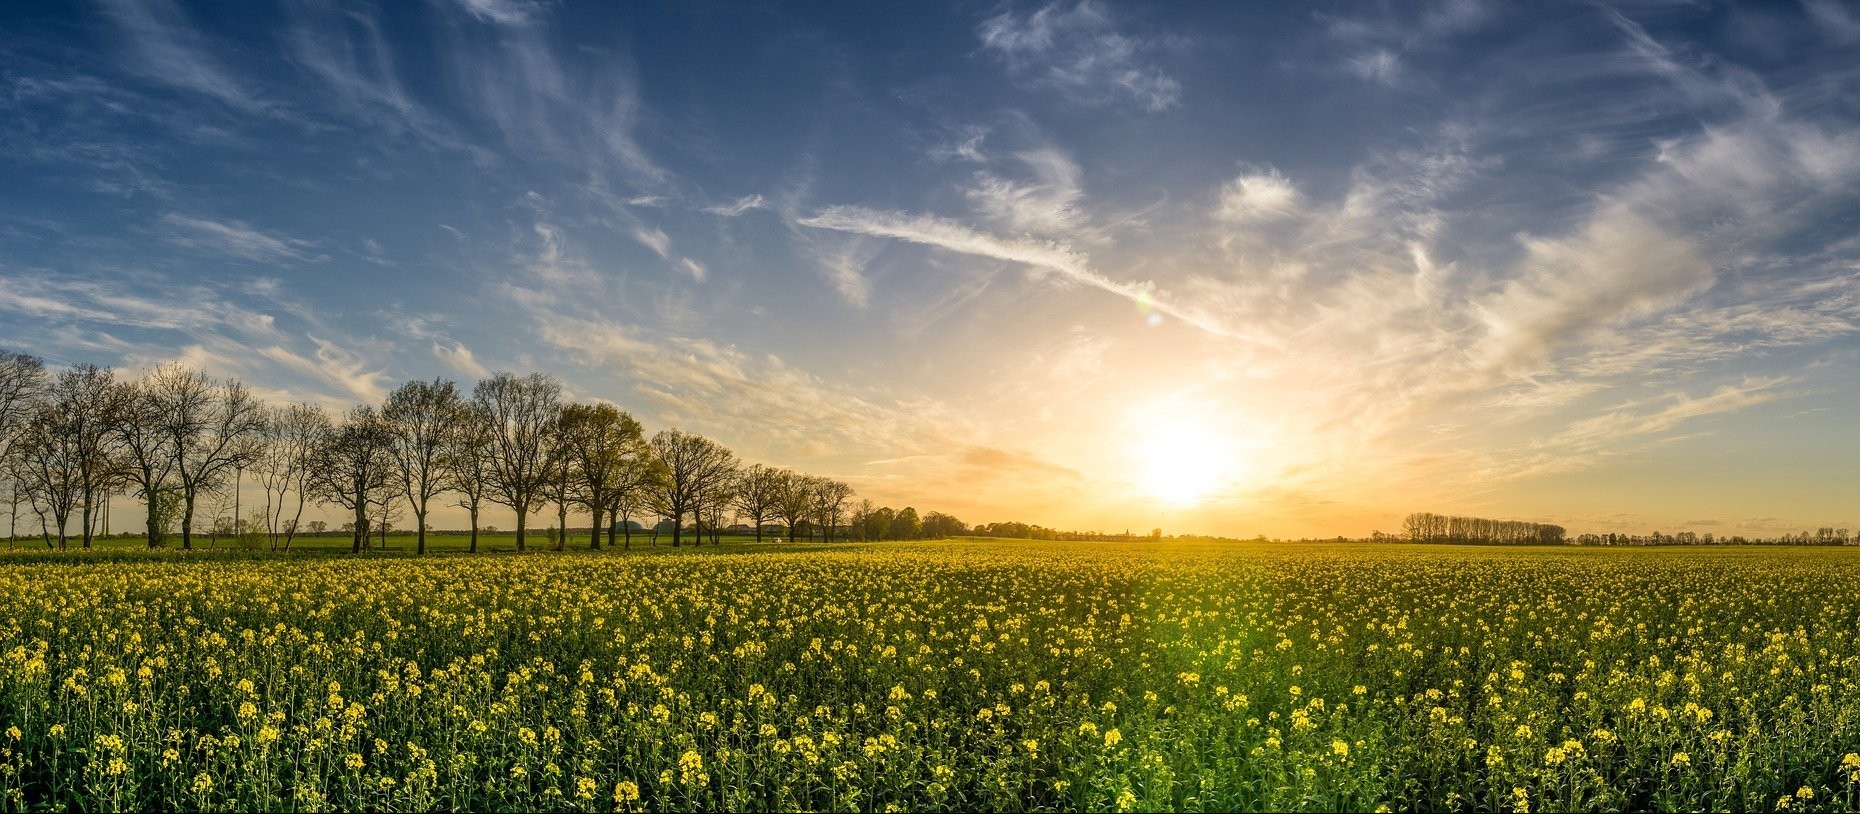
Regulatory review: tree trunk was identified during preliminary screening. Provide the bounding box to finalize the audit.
[590,504,602,550]
[80,495,93,550]
[146,494,160,546]
[754,516,762,544]
[352,500,366,554]
[515,508,527,552]
[671,509,682,548]
[416,505,427,555]
[621,510,631,550]
[556,503,567,552]
[469,504,479,553]
[180,492,195,550]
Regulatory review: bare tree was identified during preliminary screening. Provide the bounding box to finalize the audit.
[731,463,783,544]
[254,404,329,552]
[557,402,647,550]
[607,453,666,550]
[445,404,494,553]
[384,379,461,555]
[51,365,121,550]
[150,366,268,550]
[773,469,815,543]
[811,477,854,544]
[851,499,875,541]
[647,429,737,548]
[473,372,562,552]
[108,374,178,548]
[305,405,395,554]
[700,470,738,546]
[0,350,47,472]
[541,410,574,552]
[15,407,80,549]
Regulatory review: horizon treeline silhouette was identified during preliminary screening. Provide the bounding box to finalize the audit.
[0,348,972,554]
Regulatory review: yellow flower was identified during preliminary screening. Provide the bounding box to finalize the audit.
[1104,728,1123,748]
[613,780,641,803]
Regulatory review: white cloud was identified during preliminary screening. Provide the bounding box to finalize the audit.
[449,0,546,27]
[678,257,707,282]
[968,148,1084,235]
[163,214,322,264]
[796,206,1200,331]
[258,336,390,405]
[978,1,1182,112]
[1805,0,1860,43]
[632,226,672,260]
[1216,169,1301,222]
[1348,50,1401,85]
[99,0,266,112]
[432,341,490,379]
[702,195,767,217]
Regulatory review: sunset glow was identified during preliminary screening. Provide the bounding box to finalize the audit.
[0,1,1856,539]
[1135,420,1238,507]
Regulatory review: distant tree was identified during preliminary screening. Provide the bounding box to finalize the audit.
[647,429,737,548]
[810,478,853,543]
[850,499,875,542]
[445,404,495,553]
[107,374,177,548]
[557,402,647,550]
[608,453,666,550]
[0,350,47,472]
[922,511,967,539]
[731,464,783,544]
[51,365,121,550]
[305,405,395,554]
[151,366,267,550]
[773,469,815,543]
[254,404,329,552]
[700,470,738,546]
[473,372,562,552]
[306,519,327,535]
[384,379,461,556]
[540,407,574,552]
[15,406,81,549]
[890,506,923,540]
[866,506,895,541]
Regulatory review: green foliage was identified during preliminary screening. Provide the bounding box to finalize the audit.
[2,541,1860,811]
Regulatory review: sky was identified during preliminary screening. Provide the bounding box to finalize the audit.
[2,0,1859,539]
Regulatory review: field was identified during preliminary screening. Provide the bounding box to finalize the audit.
[4,540,1860,812]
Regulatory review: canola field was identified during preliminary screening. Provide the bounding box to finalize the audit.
[4,540,1860,812]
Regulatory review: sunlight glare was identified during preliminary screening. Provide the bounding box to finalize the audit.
[1136,419,1238,506]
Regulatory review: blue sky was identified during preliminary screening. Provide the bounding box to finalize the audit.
[2,0,1859,537]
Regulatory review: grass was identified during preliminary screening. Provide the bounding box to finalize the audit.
[3,539,1860,811]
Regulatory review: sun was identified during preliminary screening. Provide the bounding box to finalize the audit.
[1135,419,1238,506]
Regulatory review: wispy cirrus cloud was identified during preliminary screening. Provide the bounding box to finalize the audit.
[794,205,1236,339]
[449,0,548,27]
[978,1,1182,112]
[98,0,270,113]
[967,147,1084,236]
[163,214,324,264]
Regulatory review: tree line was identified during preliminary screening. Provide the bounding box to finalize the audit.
[1399,512,1568,545]
[0,349,968,554]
